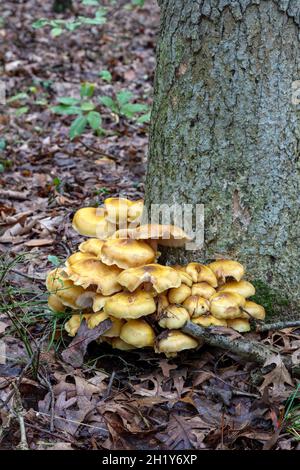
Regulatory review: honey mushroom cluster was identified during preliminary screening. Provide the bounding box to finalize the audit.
[46,197,266,358]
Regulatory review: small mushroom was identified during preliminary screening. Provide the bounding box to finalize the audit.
[183,295,210,318]
[133,224,191,247]
[242,300,266,320]
[48,294,66,313]
[72,207,115,238]
[218,280,255,298]
[210,292,246,319]
[100,238,156,269]
[104,197,144,226]
[192,315,227,327]
[85,311,108,329]
[168,284,192,304]
[65,314,82,337]
[111,337,136,351]
[208,259,245,283]
[227,318,251,332]
[172,267,193,286]
[79,238,105,257]
[186,263,218,287]
[158,305,190,329]
[155,330,199,357]
[46,268,86,309]
[66,251,97,267]
[92,293,111,312]
[117,264,181,293]
[102,318,125,338]
[120,319,155,348]
[191,282,216,299]
[104,290,156,319]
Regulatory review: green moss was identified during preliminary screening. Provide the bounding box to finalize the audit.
[251,280,290,317]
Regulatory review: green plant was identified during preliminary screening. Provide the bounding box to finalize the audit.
[32,8,107,37]
[7,86,49,116]
[52,82,150,139]
[99,89,149,122]
[283,384,300,440]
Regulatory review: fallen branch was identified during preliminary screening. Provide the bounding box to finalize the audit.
[182,321,300,378]
[254,320,300,332]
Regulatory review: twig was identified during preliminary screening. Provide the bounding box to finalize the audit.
[181,321,300,378]
[0,189,28,201]
[254,320,300,332]
[78,139,118,161]
[103,370,116,400]
[12,383,29,450]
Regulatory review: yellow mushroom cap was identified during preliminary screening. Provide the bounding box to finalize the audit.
[102,317,125,338]
[168,284,192,304]
[186,263,218,287]
[65,251,97,267]
[117,264,181,293]
[133,224,191,247]
[104,290,156,319]
[192,315,227,327]
[48,294,66,313]
[92,293,111,312]
[104,197,143,226]
[64,258,122,295]
[79,239,105,257]
[46,268,86,309]
[120,319,155,348]
[227,318,251,332]
[183,295,210,318]
[157,293,170,315]
[191,282,216,299]
[85,311,109,329]
[210,292,246,319]
[111,337,136,351]
[173,267,193,286]
[242,300,266,320]
[72,207,115,238]
[158,305,190,329]
[155,330,198,357]
[100,238,156,269]
[208,259,245,283]
[65,314,82,337]
[218,280,255,298]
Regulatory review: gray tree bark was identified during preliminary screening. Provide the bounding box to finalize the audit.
[146,0,300,308]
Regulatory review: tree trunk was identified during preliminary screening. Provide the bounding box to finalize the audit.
[146,0,300,308]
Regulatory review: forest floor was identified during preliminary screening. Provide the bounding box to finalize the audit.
[0,0,299,451]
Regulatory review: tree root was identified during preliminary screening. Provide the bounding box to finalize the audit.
[182,321,300,378]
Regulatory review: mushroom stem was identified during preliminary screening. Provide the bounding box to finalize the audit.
[181,321,300,378]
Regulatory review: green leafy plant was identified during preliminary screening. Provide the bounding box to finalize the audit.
[32,8,107,37]
[99,89,149,122]
[7,86,49,116]
[52,81,150,139]
[283,384,300,440]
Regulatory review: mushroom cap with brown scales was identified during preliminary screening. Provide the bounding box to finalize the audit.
[46,268,87,310]
[192,315,227,327]
[72,207,115,238]
[241,300,266,320]
[117,264,181,293]
[120,319,155,348]
[218,280,255,298]
[79,238,105,257]
[104,197,144,226]
[227,318,251,333]
[104,290,156,319]
[100,238,156,269]
[48,294,66,313]
[64,258,122,295]
[111,337,136,351]
[210,291,246,319]
[168,284,192,304]
[191,282,216,300]
[183,295,210,318]
[208,259,245,283]
[155,330,199,357]
[158,305,190,329]
[185,263,218,287]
